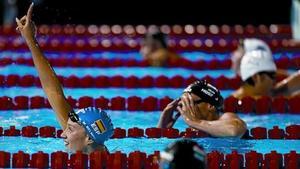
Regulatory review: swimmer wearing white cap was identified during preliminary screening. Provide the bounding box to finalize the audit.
[231,38,272,76]
[232,49,300,99]
[16,3,114,154]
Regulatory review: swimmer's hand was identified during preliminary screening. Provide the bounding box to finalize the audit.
[177,93,199,122]
[16,3,37,41]
[162,98,180,116]
[157,98,180,128]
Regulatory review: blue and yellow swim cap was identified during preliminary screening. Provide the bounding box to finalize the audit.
[69,107,114,145]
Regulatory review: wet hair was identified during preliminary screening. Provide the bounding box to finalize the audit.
[244,71,276,86]
[145,31,168,48]
[244,77,255,86]
[161,139,206,169]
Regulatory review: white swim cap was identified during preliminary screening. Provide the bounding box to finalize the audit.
[240,50,277,81]
[243,38,271,55]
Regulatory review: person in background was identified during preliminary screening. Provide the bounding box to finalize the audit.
[157,80,247,138]
[159,139,206,169]
[16,3,113,154]
[140,29,179,66]
[291,0,300,41]
[231,49,300,99]
[3,0,18,26]
[231,38,272,76]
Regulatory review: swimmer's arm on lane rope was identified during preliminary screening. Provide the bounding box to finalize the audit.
[178,111,247,138]
[16,3,71,129]
[273,70,300,96]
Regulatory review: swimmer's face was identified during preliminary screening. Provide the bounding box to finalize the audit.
[61,119,90,152]
[179,93,217,120]
[253,72,276,95]
[140,37,161,57]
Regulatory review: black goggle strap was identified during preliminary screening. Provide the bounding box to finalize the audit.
[68,110,80,123]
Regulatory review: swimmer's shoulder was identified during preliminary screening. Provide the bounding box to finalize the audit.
[154,48,180,59]
[220,112,240,119]
[220,112,247,129]
[231,87,244,99]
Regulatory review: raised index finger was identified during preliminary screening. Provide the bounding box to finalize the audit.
[26,3,34,22]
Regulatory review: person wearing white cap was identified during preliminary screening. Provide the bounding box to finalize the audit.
[292,0,300,41]
[232,49,300,99]
[231,38,291,79]
[273,70,300,96]
[231,38,272,76]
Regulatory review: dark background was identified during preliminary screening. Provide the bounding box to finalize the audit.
[0,0,293,25]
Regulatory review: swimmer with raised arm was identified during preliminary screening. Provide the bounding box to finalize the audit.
[16,3,113,154]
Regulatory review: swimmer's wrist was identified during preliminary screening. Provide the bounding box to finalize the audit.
[25,37,38,47]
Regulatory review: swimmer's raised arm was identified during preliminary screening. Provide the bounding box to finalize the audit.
[16,3,71,129]
[177,94,247,138]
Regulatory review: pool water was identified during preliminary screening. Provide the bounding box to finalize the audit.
[0,51,299,156]
[0,109,299,155]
